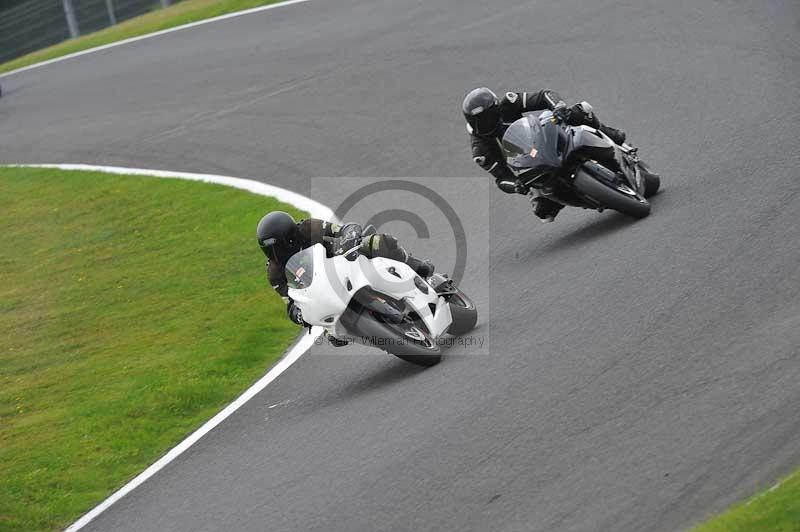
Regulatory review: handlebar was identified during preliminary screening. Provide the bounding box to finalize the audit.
[323,235,363,260]
[550,102,570,124]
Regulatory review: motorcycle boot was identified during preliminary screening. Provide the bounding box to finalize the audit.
[599,124,627,145]
[529,191,564,223]
[406,256,435,278]
[325,331,349,347]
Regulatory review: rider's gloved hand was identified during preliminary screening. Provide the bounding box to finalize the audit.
[287,301,304,325]
[552,101,571,123]
[406,256,434,278]
[415,258,435,278]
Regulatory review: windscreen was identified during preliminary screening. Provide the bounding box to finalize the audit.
[285,248,314,289]
[502,114,563,175]
[502,116,536,159]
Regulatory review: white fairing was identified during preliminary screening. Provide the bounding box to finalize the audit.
[286,244,452,340]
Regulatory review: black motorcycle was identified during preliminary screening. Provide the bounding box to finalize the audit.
[502,105,660,219]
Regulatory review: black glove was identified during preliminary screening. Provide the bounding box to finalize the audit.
[552,102,571,123]
[287,301,304,325]
[406,256,435,278]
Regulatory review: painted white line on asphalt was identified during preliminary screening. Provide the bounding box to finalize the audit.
[0,0,310,80]
[17,163,334,220]
[6,164,330,532]
[67,332,320,532]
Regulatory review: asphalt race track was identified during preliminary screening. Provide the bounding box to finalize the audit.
[2,0,800,530]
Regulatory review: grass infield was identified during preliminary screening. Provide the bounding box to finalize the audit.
[695,469,800,532]
[0,0,286,75]
[0,167,306,531]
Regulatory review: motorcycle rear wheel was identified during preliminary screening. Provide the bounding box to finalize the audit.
[643,172,661,198]
[446,291,478,336]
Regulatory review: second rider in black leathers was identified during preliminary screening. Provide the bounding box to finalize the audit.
[463,87,627,222]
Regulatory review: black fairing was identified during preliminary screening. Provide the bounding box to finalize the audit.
[568,126,616,165]
[500,111,649,212]
[502,113,621,181]
[578,160,621,189]
[502,114,563,179]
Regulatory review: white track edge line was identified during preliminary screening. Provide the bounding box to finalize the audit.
[0,0,310,79]
[5,164,331,532]
[13,163,334,220]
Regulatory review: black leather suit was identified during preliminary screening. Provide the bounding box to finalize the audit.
[469,89,615,194]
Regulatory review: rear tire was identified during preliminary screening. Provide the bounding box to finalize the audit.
[643,172,661,198]
[573,165,651,219]
[446,291,478,336]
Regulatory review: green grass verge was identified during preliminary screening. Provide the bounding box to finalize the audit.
[695,470,800,532]
[0,0,285,75]
[0,167,306,531]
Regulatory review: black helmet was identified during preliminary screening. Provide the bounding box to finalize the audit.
[462,87,500,136]
[256,211,301,262]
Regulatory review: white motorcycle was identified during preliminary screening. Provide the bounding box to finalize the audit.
[285,233,477,366]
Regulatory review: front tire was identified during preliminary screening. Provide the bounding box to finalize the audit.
[573,164,651,219]
[384,318,442,366]
[351,311,442,366]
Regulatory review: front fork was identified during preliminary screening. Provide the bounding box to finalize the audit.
[615,144,646,195]
[427,273,458,296]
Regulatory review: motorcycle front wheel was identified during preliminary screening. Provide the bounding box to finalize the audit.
[573,164,651,219]
[359,311,442,366]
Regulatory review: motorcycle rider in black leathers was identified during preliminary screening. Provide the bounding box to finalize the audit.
[256,211,434,342]
[463,87,628,222]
